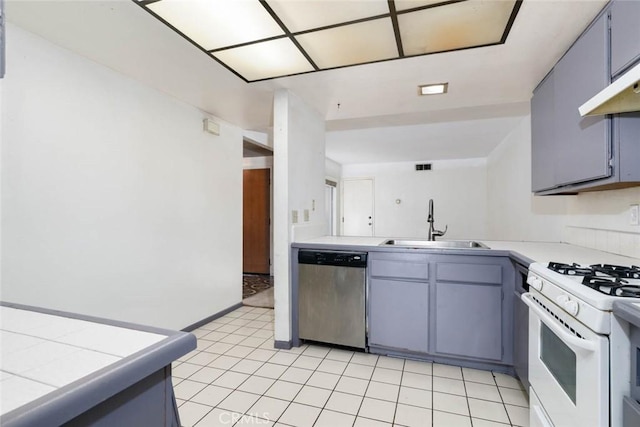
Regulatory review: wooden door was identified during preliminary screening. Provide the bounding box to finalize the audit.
[343,178,374,236]
[243,169,270,274]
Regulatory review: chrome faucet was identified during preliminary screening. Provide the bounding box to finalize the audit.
[427,199,447,241]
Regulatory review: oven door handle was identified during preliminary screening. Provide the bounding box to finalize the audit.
[522,293,597,353]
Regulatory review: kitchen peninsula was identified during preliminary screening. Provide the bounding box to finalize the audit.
[0,302,196,427]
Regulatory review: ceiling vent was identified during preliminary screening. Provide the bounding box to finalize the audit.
[415,163,432,171]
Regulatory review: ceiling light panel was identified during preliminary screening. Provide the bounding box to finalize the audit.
[212,38,314,81]
[419,83,448,95]
[147,0,284,50]
[399,0,517,56]
[295,19,398,69]
[267,0,390,32]
[394,0,452,12]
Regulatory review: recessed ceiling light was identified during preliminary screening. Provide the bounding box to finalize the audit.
[419,83,448,95]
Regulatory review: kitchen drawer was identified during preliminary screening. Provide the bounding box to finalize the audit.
[436,262,502,284]
[369,252,429,280]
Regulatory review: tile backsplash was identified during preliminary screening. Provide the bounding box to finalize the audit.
[563,187,640,260]
[564,226,640,260]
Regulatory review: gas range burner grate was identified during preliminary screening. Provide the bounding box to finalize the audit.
[547,262,594,276]
[582,276,640,297]
[590,264,640,279]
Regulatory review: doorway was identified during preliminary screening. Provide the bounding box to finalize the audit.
[325,180,337,236]
[242,139,274,308]
[243,168,270,274]
[342,178,374,236]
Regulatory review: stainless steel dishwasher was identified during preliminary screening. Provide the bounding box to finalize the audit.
[298,250,367,349]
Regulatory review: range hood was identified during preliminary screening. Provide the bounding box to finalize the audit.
[579,62,640,116]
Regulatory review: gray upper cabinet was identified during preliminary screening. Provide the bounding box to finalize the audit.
[531,71,556,192]
[610,0,640,78]
[531,1,640,194]
[552,12,610,187]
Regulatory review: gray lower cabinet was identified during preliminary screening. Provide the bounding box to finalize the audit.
[368,252,514,368]
[610,0,640,78]
[512,262,530,392]
[433,261,504,361]
[433,282,503,361]
[368,278,429,353]
[368,252,429,353]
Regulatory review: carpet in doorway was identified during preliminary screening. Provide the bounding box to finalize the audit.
[242,274,274,299]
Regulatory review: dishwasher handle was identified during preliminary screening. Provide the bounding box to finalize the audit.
[298,250,368,268]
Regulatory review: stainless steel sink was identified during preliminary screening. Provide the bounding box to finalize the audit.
[380,239,489,249]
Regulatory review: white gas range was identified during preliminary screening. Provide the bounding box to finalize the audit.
[524,262,640,427]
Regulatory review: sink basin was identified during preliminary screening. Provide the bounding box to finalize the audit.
[380,239,489,249]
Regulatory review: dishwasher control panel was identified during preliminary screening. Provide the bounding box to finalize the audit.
[298,251,368,268]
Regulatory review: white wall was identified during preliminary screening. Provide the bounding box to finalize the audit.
[1,24,243,330]
[486,115,640,259]
[486,116,569,242]
[273,90,326,344]
[341,159,488,240]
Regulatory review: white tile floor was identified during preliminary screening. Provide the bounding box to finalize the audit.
[174,306,529,427]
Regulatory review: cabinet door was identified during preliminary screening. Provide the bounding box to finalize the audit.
[553,12,610,186]
[611,0,640,77]
[531,71,556,192]
[369,278,428,353]
[434,282,503,361]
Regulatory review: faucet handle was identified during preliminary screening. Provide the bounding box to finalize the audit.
[433,225,448,238]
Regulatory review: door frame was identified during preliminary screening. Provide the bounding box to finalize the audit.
[325,179,338,236]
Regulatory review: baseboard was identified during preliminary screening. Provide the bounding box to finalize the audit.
[274,340,292,350]
[181,302,243,332]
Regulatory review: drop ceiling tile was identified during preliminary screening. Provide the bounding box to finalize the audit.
[213,38,314,81]
[295,18,398,69]
[394,0,450,12]
[268,0,390,32]
[399,0,516,56]
[148,0,284,50]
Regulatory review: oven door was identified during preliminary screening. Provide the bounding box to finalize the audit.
[523,290,609,427]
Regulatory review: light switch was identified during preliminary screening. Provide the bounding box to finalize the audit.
[304,209,310,222]
[631,204,639,226]
[292,210,298,224]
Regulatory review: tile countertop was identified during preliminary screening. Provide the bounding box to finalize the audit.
[0,302,196,426]
[294,236,640,266]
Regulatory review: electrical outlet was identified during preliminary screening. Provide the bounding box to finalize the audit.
[304,209,310,222]
[631,204,639,226]
[292,210,298,224]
